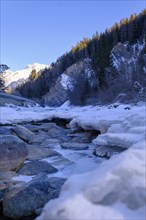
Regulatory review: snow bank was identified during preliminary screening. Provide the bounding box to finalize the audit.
[0,102,145,219]
[37,144,145,220]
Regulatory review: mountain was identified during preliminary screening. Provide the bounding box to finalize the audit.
[3,10,146,106]
[1,63,49,90]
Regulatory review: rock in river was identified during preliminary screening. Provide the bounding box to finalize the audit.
[11,124,36,142]
[3,173,66,219]
[93,145,126,158]
[60,142,89,151]
[27,145,61,160]
[0,135,28,171]
[18,160,58,175]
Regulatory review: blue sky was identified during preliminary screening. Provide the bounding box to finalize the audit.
[1,0,145,71]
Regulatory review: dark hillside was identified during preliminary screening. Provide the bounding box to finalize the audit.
[17,10,146,105]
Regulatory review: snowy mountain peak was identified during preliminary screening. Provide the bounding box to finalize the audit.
[2,63,49,87]
[25,63,49,72]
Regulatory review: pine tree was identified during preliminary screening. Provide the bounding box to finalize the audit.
[0,76,6,91]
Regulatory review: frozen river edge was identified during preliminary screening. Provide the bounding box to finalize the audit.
[0,102,145,220]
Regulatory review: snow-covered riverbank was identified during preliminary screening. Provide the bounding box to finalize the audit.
[1,102,145,220]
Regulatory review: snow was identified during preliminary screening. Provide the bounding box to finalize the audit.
[60,73,74,91]
[13,175,34,183]
[0,102,145,220]
[2,63,49,86]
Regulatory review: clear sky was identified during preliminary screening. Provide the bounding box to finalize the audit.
[1,0,145,71]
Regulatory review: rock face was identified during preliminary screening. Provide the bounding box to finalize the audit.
[102,40,146,103]
[3,173,66,219]
[0,135,28,171]
[43,59,98,106]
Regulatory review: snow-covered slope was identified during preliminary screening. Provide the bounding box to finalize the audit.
[1,63,49,87]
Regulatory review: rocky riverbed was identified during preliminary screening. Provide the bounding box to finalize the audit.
[0,117,127,220]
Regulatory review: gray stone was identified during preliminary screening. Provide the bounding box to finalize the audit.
[0,189,6,203]
[3,173,66,219]
[3,178,50,219]
[27,145,61,160]
[0,171,17,180]
[26,122,56,132]
[0,171,17,202]
[41,138,60,145]
[39,122,60,132]
[0,135,28,171]
[28,127,64,144]
[0,126,12,135]
[28,134,46,144]
[60,142,89,150]
[18,160,58,175]
[69,132,95,143]
[51,156,74,168]
[11,125,36,142]
[47,177,66,199]
[47,127,67,138]
[0,180,15,191]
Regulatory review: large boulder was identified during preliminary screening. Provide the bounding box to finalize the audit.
[0,135,28,171]
[18,160,58,175]
[3,173,66,219]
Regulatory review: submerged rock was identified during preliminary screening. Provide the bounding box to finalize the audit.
[0,135,28,171]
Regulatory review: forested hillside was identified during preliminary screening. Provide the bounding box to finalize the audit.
[17,10,146,104]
